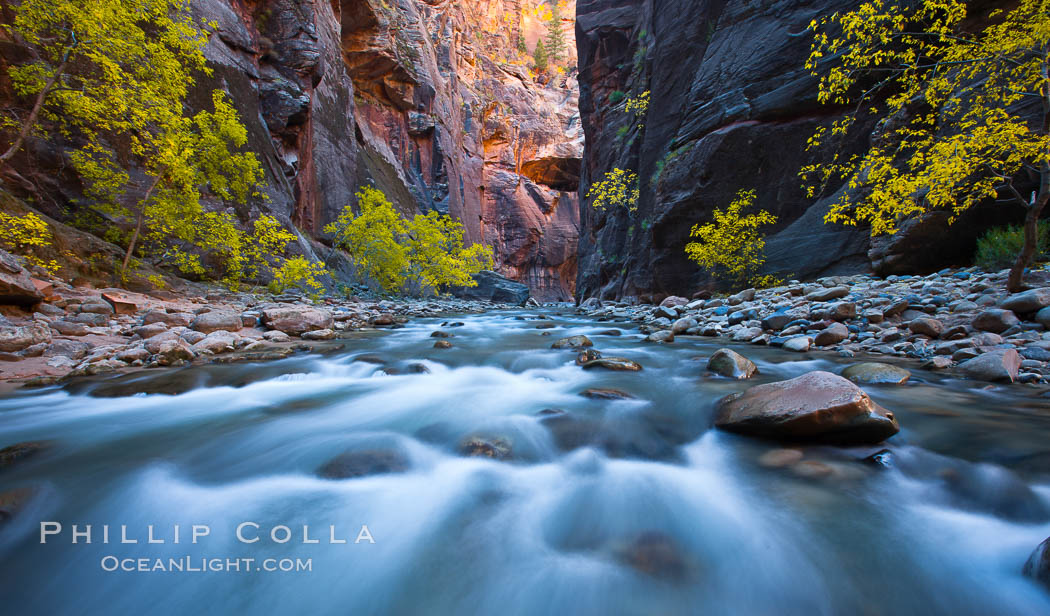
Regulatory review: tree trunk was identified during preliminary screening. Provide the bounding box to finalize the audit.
[120,176,162,282]
[0,58,69,164]
[1007,58,1050,293]
[1007,167,1049,293]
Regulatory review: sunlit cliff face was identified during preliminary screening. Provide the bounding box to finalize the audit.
[338,0,583,300]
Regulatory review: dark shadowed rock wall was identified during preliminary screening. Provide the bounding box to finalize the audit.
[574,0,1021,301]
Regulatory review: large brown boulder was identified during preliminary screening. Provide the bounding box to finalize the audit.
[714,371,900,444]
[261,306,334,335]
[0,249,42,307]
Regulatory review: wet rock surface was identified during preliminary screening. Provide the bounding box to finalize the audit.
[317,449,409,479]
[714,371,900,444]
[1024,537,1050,590]
[841,362,911,385]
[0,440,49,470]
[706,348,757,380]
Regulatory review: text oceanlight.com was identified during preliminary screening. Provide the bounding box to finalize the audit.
[100,556,313,573]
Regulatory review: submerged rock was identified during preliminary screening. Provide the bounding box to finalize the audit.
[551,335,593,349]
[1023,537,1050,590]
[861,449,894,468]
[581,388,636,400]
[458,435,512,460]
[841,362,911,385]
[706,348,757,379]
[317,449,409,479]
[0,486,38,524]
[575,349,602,365]
[0,441,49,470]
[433,340,453,349]
[714,371,900,444]
[581,357,642,371]
[617,531,688,581]
[757,448,804,468]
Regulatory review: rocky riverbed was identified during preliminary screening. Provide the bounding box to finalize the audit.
[0,252,523,390]
[577,267,1050,387]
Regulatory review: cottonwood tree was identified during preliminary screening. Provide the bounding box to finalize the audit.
[685,189,778,288]
[802,0,1050,291]
[1,0,265,282]
[325,186,494,295]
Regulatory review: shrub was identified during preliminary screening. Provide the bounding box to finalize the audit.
[587,168,639,213]
[147,273,167,289]
[268,255,328,299]
[403,210,494,293]
[685,189,777,288]
[624,91,649,115]
[607,90,626,105]
[0,211,59,273]
[975,222,1050,271]
[325,186,494,295]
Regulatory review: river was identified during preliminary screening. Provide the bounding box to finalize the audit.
[1,309,1049,614]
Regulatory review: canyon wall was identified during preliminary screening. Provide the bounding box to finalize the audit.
[204,0,584,301]
[1,0,582,300]
[573,0,1023,301]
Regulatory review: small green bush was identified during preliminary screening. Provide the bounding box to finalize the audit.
[974,222,1050,271]
[608,90,625,105]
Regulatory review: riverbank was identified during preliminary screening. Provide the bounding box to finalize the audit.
[578,267,1050,387]
[4,258,1050,393]
[0,274,520,392]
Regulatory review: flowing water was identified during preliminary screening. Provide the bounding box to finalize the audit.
[1,309,1049,615]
